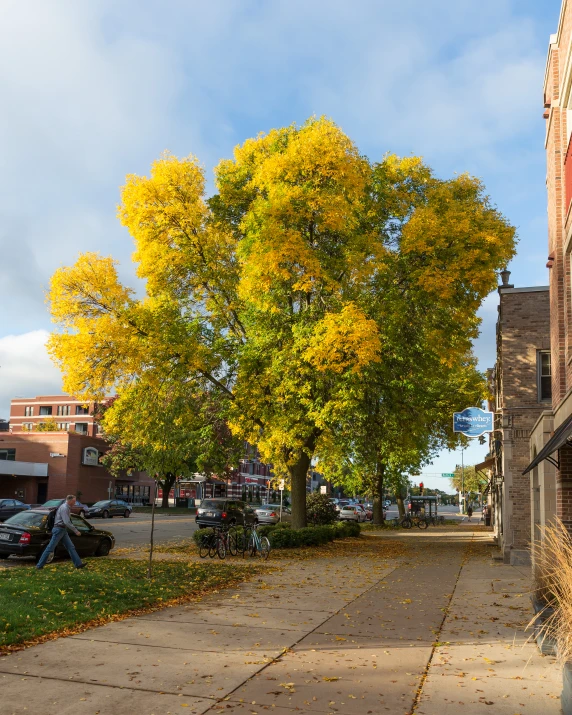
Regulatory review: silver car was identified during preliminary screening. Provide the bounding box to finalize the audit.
[339,504,367,522]
[255,504,292,524]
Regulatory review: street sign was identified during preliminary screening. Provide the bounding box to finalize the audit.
[442,473,455,477]
[320,485,327,494]
[453,407,494,437]
[279,479,285,491]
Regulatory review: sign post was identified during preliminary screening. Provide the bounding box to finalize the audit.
[279,479,285,522]
[453,407,494,514]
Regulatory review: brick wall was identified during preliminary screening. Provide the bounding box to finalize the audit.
[496,286,550,556]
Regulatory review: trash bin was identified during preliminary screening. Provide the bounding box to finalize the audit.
[175,497,189,508]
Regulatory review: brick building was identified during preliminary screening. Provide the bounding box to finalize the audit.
[0,395,154,504]
[524,3,572,537]
[488,275,551,564]
[8,395,100,436]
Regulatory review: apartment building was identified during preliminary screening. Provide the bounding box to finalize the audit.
[9,395,101,436]
[487,274,551,564]
[524,4,572,536]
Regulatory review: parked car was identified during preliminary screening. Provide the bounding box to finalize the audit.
[334,500,350,514]
[41,498,89,517]
[85,499,133,519]
[361,503,373,520]
[195,499,257,529]
[0,509,115,563]
[384,500,392,508]
[338,504,367,522]
[0,499,31,522]
[255,504,292,524]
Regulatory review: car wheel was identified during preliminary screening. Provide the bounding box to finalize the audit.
[34,551,54,565]
[102,510,110,519]
[123,510,130,518]
[95,539,112,557]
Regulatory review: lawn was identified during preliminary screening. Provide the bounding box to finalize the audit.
[0,559,254,651]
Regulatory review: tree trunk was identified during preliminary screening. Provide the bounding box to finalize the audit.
[160,472,176,508]
[289,451,312,529]
[372,462,385,525]
[148,482,157,579]
[396,497,405,519]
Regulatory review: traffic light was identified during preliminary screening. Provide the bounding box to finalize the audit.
[419,482,424,495]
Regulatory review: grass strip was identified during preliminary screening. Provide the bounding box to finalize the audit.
[0,558,254,653]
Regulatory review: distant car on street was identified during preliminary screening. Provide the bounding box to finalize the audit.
[195,499,257,529]
[255,504,292,525]
[42,498,89,518]
[85,499,133,519]
[0,509,115,563]
[0,499,31,522]
[338,504,367,522]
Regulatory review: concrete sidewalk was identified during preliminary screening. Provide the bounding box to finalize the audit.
[0,530,562,715]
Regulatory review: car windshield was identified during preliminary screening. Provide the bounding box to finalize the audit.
[200,500,224,510]
[3,511,47,529]
[42,499,63,507]
[91,501,110,508]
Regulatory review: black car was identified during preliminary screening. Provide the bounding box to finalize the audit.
[85,499,133,519]
[195,499,257,529]
[0,509,115,564]
[0,499,31,522]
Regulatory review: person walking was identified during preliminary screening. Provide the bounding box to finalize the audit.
[36,495,86,570]
[467,504,473,522]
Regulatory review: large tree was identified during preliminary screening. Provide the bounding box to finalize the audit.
[47,118,515,528]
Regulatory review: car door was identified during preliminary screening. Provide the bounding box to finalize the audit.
[68,514,97,556]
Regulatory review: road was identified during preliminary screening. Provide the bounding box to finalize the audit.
[94,512,199,549]
[384,503,481,521]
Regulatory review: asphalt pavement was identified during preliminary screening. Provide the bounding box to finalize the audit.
[92,512,199,549]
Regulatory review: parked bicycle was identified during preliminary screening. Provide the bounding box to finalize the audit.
[244,523,271,560]
[198,525,240,559]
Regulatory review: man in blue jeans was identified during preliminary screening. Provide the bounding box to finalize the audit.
[36,494,86,570]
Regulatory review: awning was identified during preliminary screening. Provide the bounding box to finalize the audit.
[475,457,494,473]
[522,413,572,475]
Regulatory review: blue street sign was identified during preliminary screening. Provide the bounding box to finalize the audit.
[453,407,494,437]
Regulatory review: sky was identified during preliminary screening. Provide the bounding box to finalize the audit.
[0,0,561,491]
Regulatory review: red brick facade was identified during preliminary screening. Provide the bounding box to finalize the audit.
[8,395,101,436]
[545,3,572,533]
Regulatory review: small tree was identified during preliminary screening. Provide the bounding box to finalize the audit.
[306,492,338,525]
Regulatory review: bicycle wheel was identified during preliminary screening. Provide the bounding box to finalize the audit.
[401,517,412,529]
[258,536,271,561]
[216,535,227,559]
[198,534,211,559]
[227,527,239,556]
[417,518,429,529]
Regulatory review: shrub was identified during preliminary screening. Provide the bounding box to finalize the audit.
[306,492,338,525]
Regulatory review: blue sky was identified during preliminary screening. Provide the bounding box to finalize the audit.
[0,0,561,490]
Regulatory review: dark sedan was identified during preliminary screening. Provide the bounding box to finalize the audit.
[0,509,115,564]
[85,499,133,519]
[42,498,89,517]
[0,499,31,522]
[195,499,257,529]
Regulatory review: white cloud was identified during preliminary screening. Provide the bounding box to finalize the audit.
[0,331,62,419]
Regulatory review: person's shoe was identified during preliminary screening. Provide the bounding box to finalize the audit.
[76,563,86,569]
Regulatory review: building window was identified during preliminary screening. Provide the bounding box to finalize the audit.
[24,406,33,417]
[0,449,16,461]
[22,423,34,431]
[57,423,70,431]
[57,405,70,416]
[75,423,88,435]
[538,351,552,401]
[39,406,52,416]
[75,405,89,415]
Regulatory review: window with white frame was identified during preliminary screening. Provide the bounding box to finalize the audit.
[24,406,33,417]
[57,405,70,416]
[57,423,70,431]
[22,423,34,431]
[538,351,552,401]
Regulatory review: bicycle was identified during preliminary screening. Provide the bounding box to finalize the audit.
[198,526,229,559]
[414,516,429,529]
[246,523,271,560]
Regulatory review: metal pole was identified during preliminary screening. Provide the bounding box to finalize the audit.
[280,488,283,522]
[461,445,465,515]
